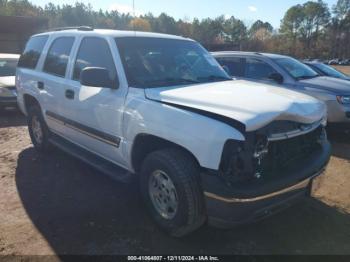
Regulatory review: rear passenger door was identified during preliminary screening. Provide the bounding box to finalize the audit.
[17,35,49,114]
[62,36,128,166]
[38,36,76,134]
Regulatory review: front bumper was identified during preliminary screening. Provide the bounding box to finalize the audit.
[201,139,331,228]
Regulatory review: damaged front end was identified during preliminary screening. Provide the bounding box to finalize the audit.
[219,118,329,186]
[202,118,331,227]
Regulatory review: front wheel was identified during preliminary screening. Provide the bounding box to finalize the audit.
[139,148,206,237]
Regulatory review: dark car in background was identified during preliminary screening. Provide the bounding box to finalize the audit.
[328,59,350,65]
[0,53,19,111]
[304,61,350,81]
[212,51,350,126]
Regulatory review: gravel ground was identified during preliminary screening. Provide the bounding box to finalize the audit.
[0,111,350,255]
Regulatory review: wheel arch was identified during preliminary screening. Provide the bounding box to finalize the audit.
[131,133,201,173]
[23,94,41,114]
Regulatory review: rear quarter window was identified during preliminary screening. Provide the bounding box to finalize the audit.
[18,35,49,69]
[216,57,245,77]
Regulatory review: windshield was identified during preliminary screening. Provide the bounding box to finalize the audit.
[115,37,231,88]
[0,58,18,77]
[315,63,348,79]
[274,57,319,80]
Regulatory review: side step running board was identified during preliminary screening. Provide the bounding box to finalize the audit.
[49,133,133,183]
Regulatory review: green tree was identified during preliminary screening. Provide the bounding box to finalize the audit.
[280,1,330,57]
[0,0,41,16]
[280,4,304,54]
[300,0,330,50]
[176,19,192,37]
[333,0,350,19]
[249,20,273,38]
[0,0,344,58]
[223,16,247,49]
[155,13,178,34]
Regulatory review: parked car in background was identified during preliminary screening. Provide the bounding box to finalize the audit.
[0,53,19,111]
[339,59,350,65]
[304,61,350,81]
[328,59,340,65]
[213,52,350,126]
[16,28,330,236]
[311,59,325,64]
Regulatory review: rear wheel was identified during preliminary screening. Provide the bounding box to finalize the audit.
[27,106,51,152]
[140,148,206,237]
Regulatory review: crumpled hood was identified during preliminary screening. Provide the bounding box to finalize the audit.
[299,76,350,95]
[0,76,15,88]
[145,80,326,132]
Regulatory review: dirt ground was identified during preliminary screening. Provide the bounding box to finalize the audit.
[0,111,349,256]
[334,65,350,75]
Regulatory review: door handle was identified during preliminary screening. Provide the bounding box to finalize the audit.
[37,81,44,90]
[65,89,75,99]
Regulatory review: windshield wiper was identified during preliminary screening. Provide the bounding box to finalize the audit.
[165,77,200,84]
[197,75,231,82]
[145,78,200,87]
[296,75,320,80]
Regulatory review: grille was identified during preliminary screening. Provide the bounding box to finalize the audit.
[260,126,323,175]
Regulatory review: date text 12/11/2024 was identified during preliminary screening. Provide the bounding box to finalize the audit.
[127,256,219,261]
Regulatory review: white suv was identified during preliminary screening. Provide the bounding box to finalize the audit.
[16,27,331,237]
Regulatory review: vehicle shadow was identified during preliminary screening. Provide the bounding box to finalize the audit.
[15,147,350,255]
[0,110,26,128]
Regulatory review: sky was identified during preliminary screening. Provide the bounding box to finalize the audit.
[30,0,339,28]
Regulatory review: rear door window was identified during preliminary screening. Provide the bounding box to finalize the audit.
[245,58,277,81]
[18,35,49,69]
[43,37,75,77]
[215,57,245,77]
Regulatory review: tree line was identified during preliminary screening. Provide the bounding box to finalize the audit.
[0,0,349,59]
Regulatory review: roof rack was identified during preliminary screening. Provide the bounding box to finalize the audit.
[50,26,94,32]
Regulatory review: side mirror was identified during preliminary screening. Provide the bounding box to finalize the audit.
[80,67,118,88]
[268,72,284,84]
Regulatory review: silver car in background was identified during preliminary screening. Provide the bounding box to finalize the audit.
[212,52,350,126]
[0,53,20,111]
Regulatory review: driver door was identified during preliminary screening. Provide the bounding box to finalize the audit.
[60,36,128,166]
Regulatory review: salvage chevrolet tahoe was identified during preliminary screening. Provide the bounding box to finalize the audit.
[16,27,331,237]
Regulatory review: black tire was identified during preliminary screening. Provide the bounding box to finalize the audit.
[27,105,51,152]
[140,148,206,237]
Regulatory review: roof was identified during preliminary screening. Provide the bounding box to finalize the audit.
[34,29,193,41]
[211,51,289,59]
[0,53,20,59]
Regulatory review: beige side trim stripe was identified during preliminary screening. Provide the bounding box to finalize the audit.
[46,113,120,147]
